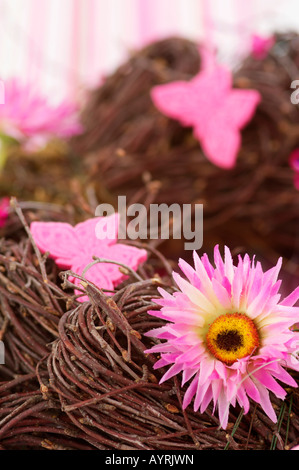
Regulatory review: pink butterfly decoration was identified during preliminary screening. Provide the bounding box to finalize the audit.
[289,149,299,190]
[151,54,261,169]
[30,214,148,302]
[0,197,9,228]
[251,34,275,60]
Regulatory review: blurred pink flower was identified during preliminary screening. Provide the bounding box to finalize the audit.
[30,213,147,302]
[0,79,82,150]
[289,149,299,190]
[0,197,9,228]
[151,60,260,169]
[145,246,299,429]
[251,34,275,60]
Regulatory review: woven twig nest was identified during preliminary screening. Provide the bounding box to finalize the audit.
[72,35,299,281]
[0,372,100,450]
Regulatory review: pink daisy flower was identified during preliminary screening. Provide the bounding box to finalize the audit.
[0,78,82,151]
[289,149,299,190]
[145,246,299,429]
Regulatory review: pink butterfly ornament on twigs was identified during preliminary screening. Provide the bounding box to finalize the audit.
[151,50,261,169]
[30,214,148,302]
[289,148,299,190]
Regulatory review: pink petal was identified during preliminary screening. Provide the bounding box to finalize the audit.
[159,362,184,383]
[182,367,197,386]
[199,384,214,413]
[200,253,215,279]
[236,385,250,414]
[194,376,211,411]
[254,370,287,399]
[31,216,147,302]
[211,278,232,309]
[178,257,200,288]
[243,376,260,403]
[146,306,201,325]
[232,261,244,309]
[0,79,81,146]
[0,197,9,228]
[94,243,147,283]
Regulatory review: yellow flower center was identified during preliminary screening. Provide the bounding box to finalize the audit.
[206,313,260,365]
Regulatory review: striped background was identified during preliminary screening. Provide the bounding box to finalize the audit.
[0,0,297,102]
